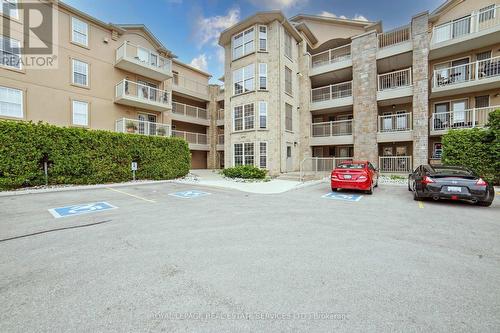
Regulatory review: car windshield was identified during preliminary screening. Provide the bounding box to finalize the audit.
[432,167,474,176]
[337,163,365,169]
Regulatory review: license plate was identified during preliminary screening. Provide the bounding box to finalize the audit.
[447,186,462,192]
[344,175,352,179]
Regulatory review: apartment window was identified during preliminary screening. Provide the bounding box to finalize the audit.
[72,59,89,86]
[285,67,292,95]
[479,4,496,23]
[475,95,490,108]
[72,100,89,126]
[71,17,88,47]
[259,101,267,129]
[0,85,23,118]
[258,63,267,90]
[476,50,492,61]
[259,26,267,51]
[0,0,18,19]
[233,105,243,131]
[232,27,254,60]
[233,64,254,95]
[244,103,254,130]
[234,142,254,166]
[259,142,267,169]
[285,103,293,131]
[172,71,179,85]
[284,31,292,59]
[233,103,254,131]
[0,36,21,69]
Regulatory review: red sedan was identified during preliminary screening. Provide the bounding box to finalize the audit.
[331,161,379,194]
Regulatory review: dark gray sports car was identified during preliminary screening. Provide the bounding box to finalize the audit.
[408,165,495,206]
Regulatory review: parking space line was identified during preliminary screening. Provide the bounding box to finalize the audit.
[418,201,424,209]
[106,187,156,203]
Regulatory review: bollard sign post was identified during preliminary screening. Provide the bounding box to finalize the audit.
[131,162,138,181]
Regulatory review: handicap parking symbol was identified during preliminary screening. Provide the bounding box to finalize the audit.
[48,202,117,218]
[169,190,211,199]
[322,192,363,202]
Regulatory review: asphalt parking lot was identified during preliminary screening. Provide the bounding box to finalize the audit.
[1,182,499,332]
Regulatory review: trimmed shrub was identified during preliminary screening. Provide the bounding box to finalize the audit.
[221,165,267,179]
[442,109,500,184]
[0,121,191,190]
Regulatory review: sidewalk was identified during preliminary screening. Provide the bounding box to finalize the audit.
[175,169,322,194]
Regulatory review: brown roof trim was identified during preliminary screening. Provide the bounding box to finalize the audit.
[293,22,318,45]
[172,59,212,78]
[429,0,462,22]
[290,14,376,27]
[57,1,175,57]
[218,11,302,46]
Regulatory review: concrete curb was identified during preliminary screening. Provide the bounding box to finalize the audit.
[0,180,174,197]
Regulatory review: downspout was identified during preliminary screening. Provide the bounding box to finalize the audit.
[279,19,285,174]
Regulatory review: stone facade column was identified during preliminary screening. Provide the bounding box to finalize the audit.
[351,31,378,165]
[298,40,312,163]
[411,12,430,169]
[207,84,219,169]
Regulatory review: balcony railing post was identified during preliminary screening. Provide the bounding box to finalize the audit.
[330,121,333,136]
[472,108,476,128]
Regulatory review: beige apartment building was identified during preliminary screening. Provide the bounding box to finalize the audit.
[0,0,221,169]
[1,0,499,177]
[219,0,500,176]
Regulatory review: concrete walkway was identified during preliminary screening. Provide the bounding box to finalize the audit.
[175,169,321,194]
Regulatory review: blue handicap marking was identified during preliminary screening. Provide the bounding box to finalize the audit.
[169,190,211,199]
[48,202,117,218]
[322,192,363,202]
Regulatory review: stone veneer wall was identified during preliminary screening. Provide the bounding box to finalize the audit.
[351,31,379,165]
[411,12,430,168]
[207,84,220,169]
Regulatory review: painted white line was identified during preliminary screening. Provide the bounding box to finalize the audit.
[106,187,156,203]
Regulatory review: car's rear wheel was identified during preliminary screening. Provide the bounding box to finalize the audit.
[366,184,373,195]
[331,187,337,192]
[477,200,493,207]
[413,188,422,201]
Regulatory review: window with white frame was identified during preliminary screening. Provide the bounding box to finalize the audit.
[244,103,254,130]
[475,95,489,108]
[284,30,292,59]
[72,100,89,126]
[259,101,267,129]
[259,26,267,51]
[0,36,21,69]
[0,85,23,118]
[72,59,89,86]
[233,142,255,166]
[233,64,254,95]
[259,142,267,169]
[285,103,293,131]
[0,0,18,19]
[233,105,243,131]
[258,63,267,90]
[479,4,496,23]
[71,17,88,47]
[285,67,292,95]
[233,103,255,131]
[232,27,254,60]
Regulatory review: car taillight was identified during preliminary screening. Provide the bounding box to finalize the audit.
[358,175,367,180]
[476,178,487,186]
[331,174,338,180]
[422,176,434,184]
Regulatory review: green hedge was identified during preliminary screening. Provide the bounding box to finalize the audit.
[221,165,267,179]
[442,109,500,184]
[0,121,191,190]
